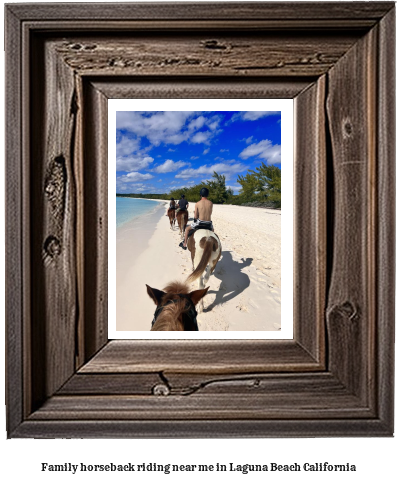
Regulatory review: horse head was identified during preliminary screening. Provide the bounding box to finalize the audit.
[146,281,209,331]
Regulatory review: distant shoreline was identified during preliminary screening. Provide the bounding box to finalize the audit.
[116,197,163,229]
[116,194,280,210]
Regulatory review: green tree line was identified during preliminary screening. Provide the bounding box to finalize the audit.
[234,163,281,207]
[167,172,233,205]
[117,163,281,208]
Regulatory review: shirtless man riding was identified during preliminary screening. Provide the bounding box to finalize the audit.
[179,187,214,250]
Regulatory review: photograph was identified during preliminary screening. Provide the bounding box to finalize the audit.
[110,102,293,336]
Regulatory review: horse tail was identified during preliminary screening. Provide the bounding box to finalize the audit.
[178,210,187,232]
[187,236,217,283]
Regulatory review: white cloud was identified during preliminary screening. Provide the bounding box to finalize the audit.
[227,185,242,194]
[116,134,154,171]
[239,139,281,164]
[191,131,212,144]
[153,159,189,173]
[175,162,248,179]
[116,155,154,172]
[207,114,222,129]
[207,120,220,131]
[203,148,210,155]
[214,157,239,164]
[116,111,222,148]
[117,183,129,192]
[133,184,156,192]
[241,111,280,121]
[169,181,196,190]
[117,172,154,183]
[117,111,195,146]
[241,136,253,144]
[116,135,140,157]
[116,179,156,193]
[188,116,206,131]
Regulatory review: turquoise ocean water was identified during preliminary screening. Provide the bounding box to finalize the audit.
[116,197,161,228]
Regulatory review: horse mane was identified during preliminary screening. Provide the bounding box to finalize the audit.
[151,281,191,331]
[162,280,190,297]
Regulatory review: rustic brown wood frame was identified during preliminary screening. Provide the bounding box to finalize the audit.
[5,2,395,438]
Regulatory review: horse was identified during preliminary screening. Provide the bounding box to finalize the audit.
[187,229,222,312]
[176,209,188,238]
[167,208,176,229]
[146,281,209,331]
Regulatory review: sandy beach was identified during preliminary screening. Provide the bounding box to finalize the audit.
[116,200,281,332]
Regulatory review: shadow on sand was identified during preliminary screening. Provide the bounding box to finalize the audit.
[204,251,252,311]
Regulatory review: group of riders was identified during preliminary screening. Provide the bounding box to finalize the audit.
[166,187,214,250]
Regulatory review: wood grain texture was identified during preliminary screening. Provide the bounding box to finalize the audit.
[5,6,24,437]
[59,371,358,397]
[74,74,85,370]
[28,393,371,421]
[91,78,312,100]
[376,7,395,432]
[83,74,324,374]
[34,371,375,422]
[20,19,384,32]
[53,33,360,78]
[326,27,376,405]
[30,37,78,406]
[80,340,320,374]
[58,372,162,395]
[79,75,324,375]
[81,81,109,362]
[294,76,326,364]
[7,2,394,22]
[13,418,391,439]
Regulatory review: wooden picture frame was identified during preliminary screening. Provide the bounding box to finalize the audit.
[5,2,395,438]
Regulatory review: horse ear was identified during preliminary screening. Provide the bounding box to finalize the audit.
[189,287,209,306]
[146,285,165,305]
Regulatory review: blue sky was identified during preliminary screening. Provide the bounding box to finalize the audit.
[116,111,281,194]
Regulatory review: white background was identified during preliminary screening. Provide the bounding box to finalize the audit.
[1,1,397,486]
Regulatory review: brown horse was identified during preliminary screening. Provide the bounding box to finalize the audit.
[187,229,222,312]
[176,209,188,238]
[146,281,209,331]
[167,208,176,229]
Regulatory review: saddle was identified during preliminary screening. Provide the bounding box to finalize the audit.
[187,221,213,240]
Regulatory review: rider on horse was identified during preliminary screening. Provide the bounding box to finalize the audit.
[166,197,176,216]
[176,194,189,213]
[179,187,214,250]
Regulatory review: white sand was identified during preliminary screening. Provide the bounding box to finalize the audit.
[116,200,281,332]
